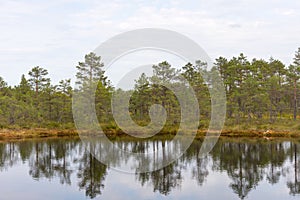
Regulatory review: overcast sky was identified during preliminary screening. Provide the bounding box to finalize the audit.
[0,0,300,86]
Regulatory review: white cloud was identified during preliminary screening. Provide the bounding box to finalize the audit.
[0,0,300,86]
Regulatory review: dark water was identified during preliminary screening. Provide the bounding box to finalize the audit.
[0,137,300,200]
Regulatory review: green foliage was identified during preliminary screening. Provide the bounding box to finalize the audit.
[28,66,50,96]
[1,48,300,130]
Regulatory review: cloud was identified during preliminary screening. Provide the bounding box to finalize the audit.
[275,8,297,16]
[228,23,242,28]
[0,0,300,86]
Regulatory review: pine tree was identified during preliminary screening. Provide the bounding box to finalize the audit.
[56,79,73,124]
[28,66,50,96]
[289,48,300,120]
[131,73,151,121]
[75,52,107,87]
[75,52,112,124]
[15,74,32,102]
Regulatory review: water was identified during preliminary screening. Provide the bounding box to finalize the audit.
[0,137,299,200]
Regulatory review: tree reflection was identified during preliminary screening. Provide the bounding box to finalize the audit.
[29,141,54,180]
[18,140,33,162]
[77,143,107,198]
[287,143,300,195]
[0,138,299,199]
[136,140,183,195]
[0,142,18,171]
[136,160,182,195]
[184,140,209,186]
[211,139,290,199]
[266,143,285,185]
[218,143,263,199]
[28,139,77,184]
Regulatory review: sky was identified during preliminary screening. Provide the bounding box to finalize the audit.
[0,0,300,87]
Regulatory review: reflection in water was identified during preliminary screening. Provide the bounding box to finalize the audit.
[0,138,300,199]
[136,160,183,195]
[287,143,300,195]
[77,145,107,198]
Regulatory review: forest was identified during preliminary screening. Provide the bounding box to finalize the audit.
[1,48,300,133]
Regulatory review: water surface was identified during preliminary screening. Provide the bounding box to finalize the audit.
[0,137,300,199]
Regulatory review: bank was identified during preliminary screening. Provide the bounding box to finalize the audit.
[1,128,300,141]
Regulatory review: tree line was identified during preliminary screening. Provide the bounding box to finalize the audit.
[0,48,300,129]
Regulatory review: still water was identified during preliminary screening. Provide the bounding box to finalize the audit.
[0,137,300,200]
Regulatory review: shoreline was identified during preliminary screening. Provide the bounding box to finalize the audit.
[1,128,300,141]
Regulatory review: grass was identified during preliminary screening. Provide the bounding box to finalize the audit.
[1,118,300,141]
[0,128,79,141]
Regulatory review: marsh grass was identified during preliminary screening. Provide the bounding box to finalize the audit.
[1,118,300,141]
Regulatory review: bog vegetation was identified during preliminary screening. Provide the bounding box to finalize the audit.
[1,48,300,131]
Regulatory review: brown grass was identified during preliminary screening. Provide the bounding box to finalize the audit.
[1,127,300,142]
[0,128,78,141]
